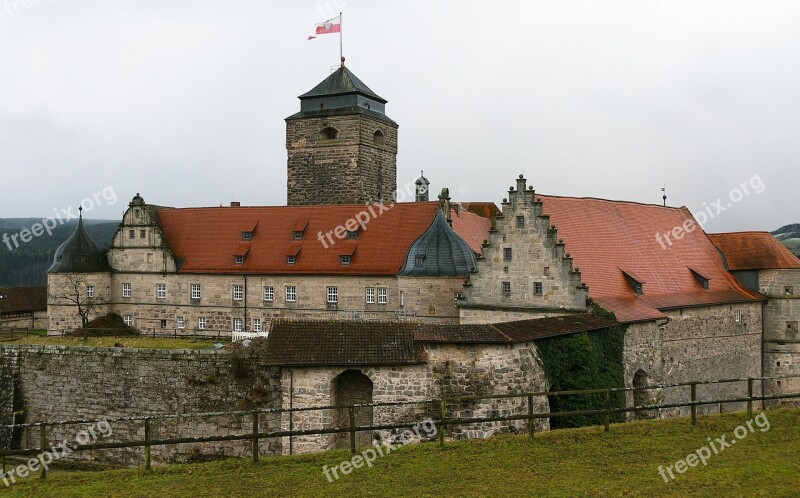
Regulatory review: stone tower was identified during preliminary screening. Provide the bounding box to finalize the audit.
[415,171,430,202]
[286,65,398,205]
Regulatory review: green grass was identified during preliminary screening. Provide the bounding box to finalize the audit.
[0,335,218,350]
[4,409,799,497]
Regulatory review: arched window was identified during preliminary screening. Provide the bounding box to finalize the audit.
[373,129,385,145]
[319,127,339,141]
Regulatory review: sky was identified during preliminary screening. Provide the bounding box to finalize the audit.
[0,0,798,232]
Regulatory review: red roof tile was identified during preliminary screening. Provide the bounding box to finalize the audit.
[450,205,492,256]
[708,232,800,270]
[156,203,441,275]
[537,195,763,323]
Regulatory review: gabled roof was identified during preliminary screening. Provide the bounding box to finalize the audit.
[47,217,112,274]
[264,314,614,366]
[298,67,386,103]
[536,195,763,323]
[155,202,444,275]
[708,232,800,270]
[0,285,47,314]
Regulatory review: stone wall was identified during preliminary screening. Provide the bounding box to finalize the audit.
[282,342,550,454]
[624,302,763,419]
[286,113,398,205]
[759,269,800,406]
[47,272,113,333]
[0,345,282,466]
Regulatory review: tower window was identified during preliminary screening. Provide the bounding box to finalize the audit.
[533,282,543,295]
[504,248,512,260]
[415,255,426,267]
[516,216,525,228]
[373,130,385,145]
[502,282,511,295]
[319,127,339,141]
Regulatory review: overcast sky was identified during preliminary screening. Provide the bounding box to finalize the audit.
[1,1,798,232]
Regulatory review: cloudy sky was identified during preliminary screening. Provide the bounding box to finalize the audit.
[1,0,798,232]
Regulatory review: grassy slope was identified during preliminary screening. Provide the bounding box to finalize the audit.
[0,335,217,350]
[4,409,799,497]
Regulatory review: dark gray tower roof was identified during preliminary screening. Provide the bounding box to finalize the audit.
[398,210,477,276]
[288,66,394,122]
[47,214,112,273]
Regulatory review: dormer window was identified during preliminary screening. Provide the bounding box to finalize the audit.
[286,255,296,265]
[415,255,426,267]
[340,255,351,266]
[689,268,710,289]
[621,270,644,295]
[319,127,339,141]
[242,232,253,241]
[235,255,245,265]
[293,231,303,240]
[346,230,358,240]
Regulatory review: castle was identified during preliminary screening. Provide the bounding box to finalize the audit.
[43,64,800,450]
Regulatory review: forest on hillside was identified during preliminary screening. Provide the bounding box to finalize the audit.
[0,219,119,286]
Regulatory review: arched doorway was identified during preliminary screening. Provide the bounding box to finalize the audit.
[332,370,374,448]
[633,369,655,420]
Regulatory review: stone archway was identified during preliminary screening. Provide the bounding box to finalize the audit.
[331,370,374,448]
[633,369,655,420]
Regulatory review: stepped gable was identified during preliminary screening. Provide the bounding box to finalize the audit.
[708,232,800,270]
[537,194,764,323]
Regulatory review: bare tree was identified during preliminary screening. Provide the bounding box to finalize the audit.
[49,274,108,337]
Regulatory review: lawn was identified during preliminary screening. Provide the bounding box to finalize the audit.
[3,409,799,497]
[0,334,218,350]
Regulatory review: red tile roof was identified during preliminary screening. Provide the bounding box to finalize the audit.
[537,195,763,323]
[708,232,800,271]
[156,202,441,275]
[450,205,492,256]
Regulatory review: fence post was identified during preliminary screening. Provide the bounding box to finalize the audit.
[604,389,611,433]
[252,411,259,464]
[39,423,47,480]
[690,383,697,426]
[144,417,152,471]
[348,406,357,455]
[439,399,446,449]
[747,378,754,419]
[528,394,535,439]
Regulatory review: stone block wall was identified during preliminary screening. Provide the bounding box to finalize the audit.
[0,345,282,466]
[759,269,800,406]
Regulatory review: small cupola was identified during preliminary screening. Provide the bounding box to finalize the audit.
[415,171,430,202]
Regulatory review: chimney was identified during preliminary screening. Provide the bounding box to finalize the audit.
[438,188,452,226]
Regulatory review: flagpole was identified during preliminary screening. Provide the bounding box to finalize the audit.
[339,12,343,67]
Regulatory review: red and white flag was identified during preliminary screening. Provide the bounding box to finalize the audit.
[308,16,341,40]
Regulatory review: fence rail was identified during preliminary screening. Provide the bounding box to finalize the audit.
[1,374,799,480]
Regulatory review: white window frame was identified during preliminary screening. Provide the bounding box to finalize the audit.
[156,283,166,299]
[87,285,94,298]
[340,255,351,266]
[233,318,243,332]
[378,287,387,304]
[122,283,132,298]
[235,255,245,265]
[734,309,742,323]
[253,318,261,332]
[365,287,375,304]
[327,286,338,304]
[198,316,206,330]
[286,286,296,303]
[123,315,132,326]
[176,316,185,329]
[233,284,244,301]
[191,284,201,300]
[264,285,274,302]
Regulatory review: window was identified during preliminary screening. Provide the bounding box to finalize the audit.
[504,248,512,260]
[191,284,201,300]
[415,255,426,267]
[242,231,252,241]
[233,318,243,332]
[543,266,550,276]
[340,255,351,266]
[253,318,261,332]
[287,255,296,265]
[327,287,338,304]
[373,129,385,145]
[533,282,543,295]
[156,283,166,299]
[502,282,511,295]
[786,286,794,296]
[233,285,244,301]
[198,317,206,330]
[160,319,167,329]
[734,309,741,323]
[123,315,132,326]
[177,316,185,329]
[122,283,132,298]
[365,287,375,304]
[128,229,135,239]
[293,231,303,240]
[516,215,525,228]
[87,286,94,298]
[378,287,388,304]
[285,286,296,302]
[319,127,338,141]
[788,321,798,331]
[264,286,274,302]
[140,229,146,239]
[235,256,245,265]
[346,230,358,240]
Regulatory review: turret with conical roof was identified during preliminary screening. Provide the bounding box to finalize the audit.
[47,209,112,273]
[286,63,398,206]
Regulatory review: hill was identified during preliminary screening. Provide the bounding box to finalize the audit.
[773,224,800,258]
[0,219,119,287]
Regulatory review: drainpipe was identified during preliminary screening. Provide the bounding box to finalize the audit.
[243,275,248,331]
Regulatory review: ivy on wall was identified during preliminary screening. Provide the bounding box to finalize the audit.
[535,304,627,428]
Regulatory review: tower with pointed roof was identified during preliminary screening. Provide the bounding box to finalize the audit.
[286,65,398,205]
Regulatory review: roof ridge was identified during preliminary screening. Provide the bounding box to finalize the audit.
[537,193,687,210]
